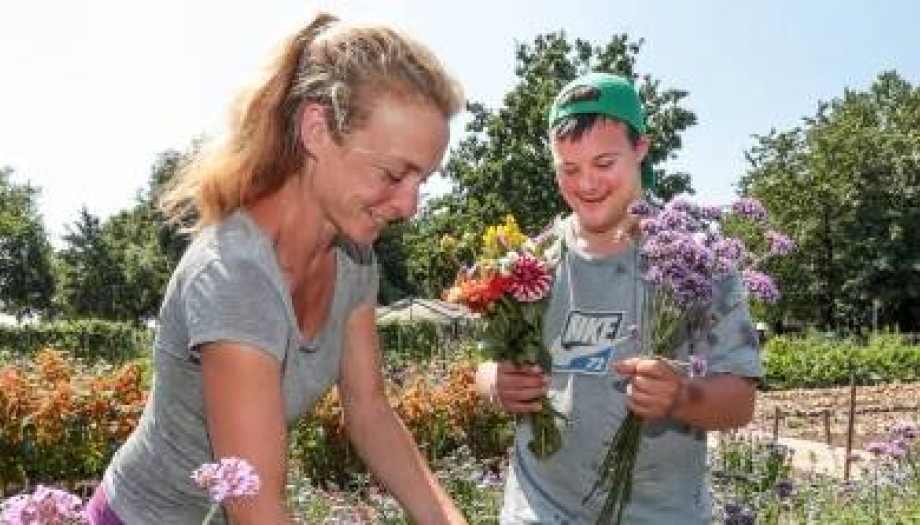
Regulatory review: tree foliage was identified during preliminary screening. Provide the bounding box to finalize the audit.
[54,151,189,322]
[741,71,920,332]
[406,31,697,297]
[0,167,55,319]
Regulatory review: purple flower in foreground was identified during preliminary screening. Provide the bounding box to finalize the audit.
[192,457,261,504]
[887,439,910,459]
[742,269,780,303]
[640,217,662,236]
[774,478,795,500]
[701,205,724,221]
[889,421,919,440]
[628,199,653,218]
[866,441,889,456]
[689,354,708,377]
[0,485,86,525]
[766,230,795,256]
[665,197,694,214]
[712,238,746,264]
[723,503,755,525]
[731,198,768,224]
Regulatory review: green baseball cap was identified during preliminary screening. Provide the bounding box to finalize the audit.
[548,72,655,190]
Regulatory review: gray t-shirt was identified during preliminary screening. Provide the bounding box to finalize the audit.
[501,216,763,525]
[102,210,377,524]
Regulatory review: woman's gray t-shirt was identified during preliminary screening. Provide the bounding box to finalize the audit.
[102,210,377,524]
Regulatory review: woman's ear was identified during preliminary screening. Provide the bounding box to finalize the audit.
[299,102,332,153]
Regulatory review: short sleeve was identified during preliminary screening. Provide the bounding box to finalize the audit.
[183,258,289,363]
[703,274,765,378]
[337,240,379,310]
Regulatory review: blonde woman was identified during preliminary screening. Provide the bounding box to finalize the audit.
[86,12,467,525]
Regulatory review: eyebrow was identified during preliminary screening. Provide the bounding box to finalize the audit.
[557,152,621,167]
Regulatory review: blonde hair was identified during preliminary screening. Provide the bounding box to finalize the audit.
[160,12,464,231]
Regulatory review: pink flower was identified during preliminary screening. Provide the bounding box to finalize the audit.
[192,457,261,504]
[506,252,552,302]
[0,485,86,524]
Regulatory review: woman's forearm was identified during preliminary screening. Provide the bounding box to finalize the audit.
[345,400,466,524]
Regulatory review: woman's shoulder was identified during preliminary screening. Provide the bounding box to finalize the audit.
[177,210,279,283]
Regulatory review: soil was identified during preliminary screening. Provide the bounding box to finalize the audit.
[746,381,920,450]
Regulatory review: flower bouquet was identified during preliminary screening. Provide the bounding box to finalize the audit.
[584,197,794,523]
[442,215,564,458]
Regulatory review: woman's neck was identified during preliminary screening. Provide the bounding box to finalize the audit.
[247,173,337,287]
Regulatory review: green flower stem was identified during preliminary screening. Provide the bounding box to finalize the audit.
[528,397,566,458]
[584,411,644,525]
[202,503,219,524]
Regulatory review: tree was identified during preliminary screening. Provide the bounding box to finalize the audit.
[406,31,697,297]
[0,167,55,319]
[374,220,418,304]
[741,71,920,332]
[54,150,190,322]
[55,207,129,319]
[102,150,190,321]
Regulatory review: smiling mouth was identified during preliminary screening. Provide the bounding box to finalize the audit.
[367,210,389,227]
[579,195,607,205]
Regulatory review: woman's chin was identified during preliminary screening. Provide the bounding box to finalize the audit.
[338,223,381,247]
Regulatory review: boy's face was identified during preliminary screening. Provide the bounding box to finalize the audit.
[551,119,649,239]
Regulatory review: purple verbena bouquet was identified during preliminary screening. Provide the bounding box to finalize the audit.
[584,196,794,524]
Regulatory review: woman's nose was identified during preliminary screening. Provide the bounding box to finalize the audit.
[393,182,420,219]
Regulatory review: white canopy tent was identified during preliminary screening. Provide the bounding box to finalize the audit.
[375,298,479,360]
[375,298,476,326]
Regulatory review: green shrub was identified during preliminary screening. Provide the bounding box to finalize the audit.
[763,332,920,389]
[0,319,152,362]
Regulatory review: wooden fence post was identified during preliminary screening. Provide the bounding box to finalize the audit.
[772,406,782,441]
[844,373,857,481]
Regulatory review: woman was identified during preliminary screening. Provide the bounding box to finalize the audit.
[86,12,467,524]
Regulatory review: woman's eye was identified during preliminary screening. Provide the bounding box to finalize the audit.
[380,167,404,184]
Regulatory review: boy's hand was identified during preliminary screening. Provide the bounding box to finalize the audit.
[477,361,549,414]
[612,357,687,420]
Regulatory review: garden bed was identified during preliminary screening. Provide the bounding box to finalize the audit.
[749,381,920,449]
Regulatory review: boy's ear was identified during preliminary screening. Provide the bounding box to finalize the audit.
[635,135,651,163]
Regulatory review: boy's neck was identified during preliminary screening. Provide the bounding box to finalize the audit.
[571,216,634,258]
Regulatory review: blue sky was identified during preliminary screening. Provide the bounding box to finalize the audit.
[2,0,918,242]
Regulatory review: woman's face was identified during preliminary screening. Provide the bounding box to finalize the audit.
[310,95,449,245]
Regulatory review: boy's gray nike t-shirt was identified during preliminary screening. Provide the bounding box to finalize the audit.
[102,210,377,524]
[501,216,764,525]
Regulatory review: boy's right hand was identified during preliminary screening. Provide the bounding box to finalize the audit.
[476,361,549,414]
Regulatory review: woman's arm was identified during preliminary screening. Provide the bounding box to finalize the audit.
[339,300,466,524]
[201,343,296,524]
